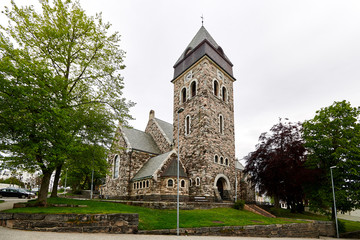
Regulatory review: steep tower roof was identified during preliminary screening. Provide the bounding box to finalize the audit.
[173,26,234,80]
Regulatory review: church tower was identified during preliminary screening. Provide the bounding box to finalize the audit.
[172,26,236,201]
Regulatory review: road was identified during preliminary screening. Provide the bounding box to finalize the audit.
[0,197,29,211]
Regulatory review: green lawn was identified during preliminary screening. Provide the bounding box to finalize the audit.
[4,197,303,230]
[0,200,4,204]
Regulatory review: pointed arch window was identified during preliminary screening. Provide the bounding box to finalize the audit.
[225,158,229,166]
[213,80,219,97]
[219,115,224,134]
[185,115,191,135]
[220,157,224,165]
[222,86,227,102]
[113,155,119,178]
[181,87,187,103]
[190,81,197,97]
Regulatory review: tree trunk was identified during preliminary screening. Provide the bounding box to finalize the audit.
[50,164,62,197]
[37,170,53,206]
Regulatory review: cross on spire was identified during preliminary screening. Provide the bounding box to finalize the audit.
[201,14,204,26]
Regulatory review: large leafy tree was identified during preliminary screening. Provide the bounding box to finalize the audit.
[303,100,360,218]
[244,119,311,212]
[0,0,133,205]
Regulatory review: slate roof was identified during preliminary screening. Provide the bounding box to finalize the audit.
[122,127,161,154]
[132,151,175,181]
[174,26,232,66]
[161,158,187,178]
[235,161,245,171]
[154,118,173,143]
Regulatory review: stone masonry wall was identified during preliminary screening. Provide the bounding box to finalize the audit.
[0,213,138,233]
[145,117,172,153]
[173,57,236,200]
[139,221,335,238]
[104,127,157,199]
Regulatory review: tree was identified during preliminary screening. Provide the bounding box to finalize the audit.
[60,143,108,194]
[303,100,360,218]
[0,0,133,205]
[244,119,311,212]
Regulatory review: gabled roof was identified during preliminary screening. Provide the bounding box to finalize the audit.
[122,127,161,154]
[154,118,173,143]
[174,26,232,66]
[132,151,176,181]
[161,158,186,178]
[235,161,245,171]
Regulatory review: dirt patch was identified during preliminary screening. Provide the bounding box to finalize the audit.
[212,220,224,223]
[251,220,264,223]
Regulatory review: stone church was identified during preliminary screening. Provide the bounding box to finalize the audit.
[103,26,253,202]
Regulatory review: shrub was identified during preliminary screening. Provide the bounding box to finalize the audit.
[337,219,346,233]
[234,200,245,210]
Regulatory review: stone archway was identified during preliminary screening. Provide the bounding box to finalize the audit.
[214,174,231,201]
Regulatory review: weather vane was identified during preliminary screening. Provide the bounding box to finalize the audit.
[201,14,204,26]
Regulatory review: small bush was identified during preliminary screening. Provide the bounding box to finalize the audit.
[337,219,346,233]
[234,200,245,210]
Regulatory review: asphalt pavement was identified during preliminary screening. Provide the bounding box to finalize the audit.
[0,227,345,240]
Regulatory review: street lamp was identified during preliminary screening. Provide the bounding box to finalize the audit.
[177,107,184,236]
[330,166,339,238]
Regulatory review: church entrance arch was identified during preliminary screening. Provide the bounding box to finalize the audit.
[214,174,230,200]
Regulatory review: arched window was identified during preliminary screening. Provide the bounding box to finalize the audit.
[219,115,224,134]
[185,115,191,135]
[196,177,200,186]
[113,155,119,178]
[181,88,187,103]
[225,158,229,166]
[214,155,219,163]
[189,179,192,187]
[181,180,185,188]
[136,182,139,189]
[190,81,196,97]
[167,179,174,187]
[213,80,219,96]
[143,181,146,188]
[220,157,224,165]
[133,183,136,189]
[222,86,227,102]
[146,180,149,188]
[140,181,142,188]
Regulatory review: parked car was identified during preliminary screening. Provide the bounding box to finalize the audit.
[0,188,35,199]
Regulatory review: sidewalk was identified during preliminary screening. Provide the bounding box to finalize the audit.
[0,227,345,240]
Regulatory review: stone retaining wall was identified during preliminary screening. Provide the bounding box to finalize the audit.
[0,213,138,233]
[106,200,233,210]
[139,221,335,238]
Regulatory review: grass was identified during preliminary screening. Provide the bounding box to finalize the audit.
[3,197,304,230]
[339,219,360,233]
[0,200,4,203]
[268,207,329,221]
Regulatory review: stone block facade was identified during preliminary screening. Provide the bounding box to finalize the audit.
[102,26,255,204]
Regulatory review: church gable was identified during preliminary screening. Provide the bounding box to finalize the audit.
[145,110,173,153]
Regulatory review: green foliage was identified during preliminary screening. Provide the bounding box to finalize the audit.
[61,143,109,191]
[303,100,360,216]
[338,219,346,234]
[5,197,305,230]
[0,0,133,204]
[233,200,245,210]
[0,177,25,187]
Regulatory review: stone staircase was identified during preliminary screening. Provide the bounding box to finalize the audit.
[245,204,276,218]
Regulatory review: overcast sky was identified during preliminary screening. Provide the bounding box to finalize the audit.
[1,0,360,163]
